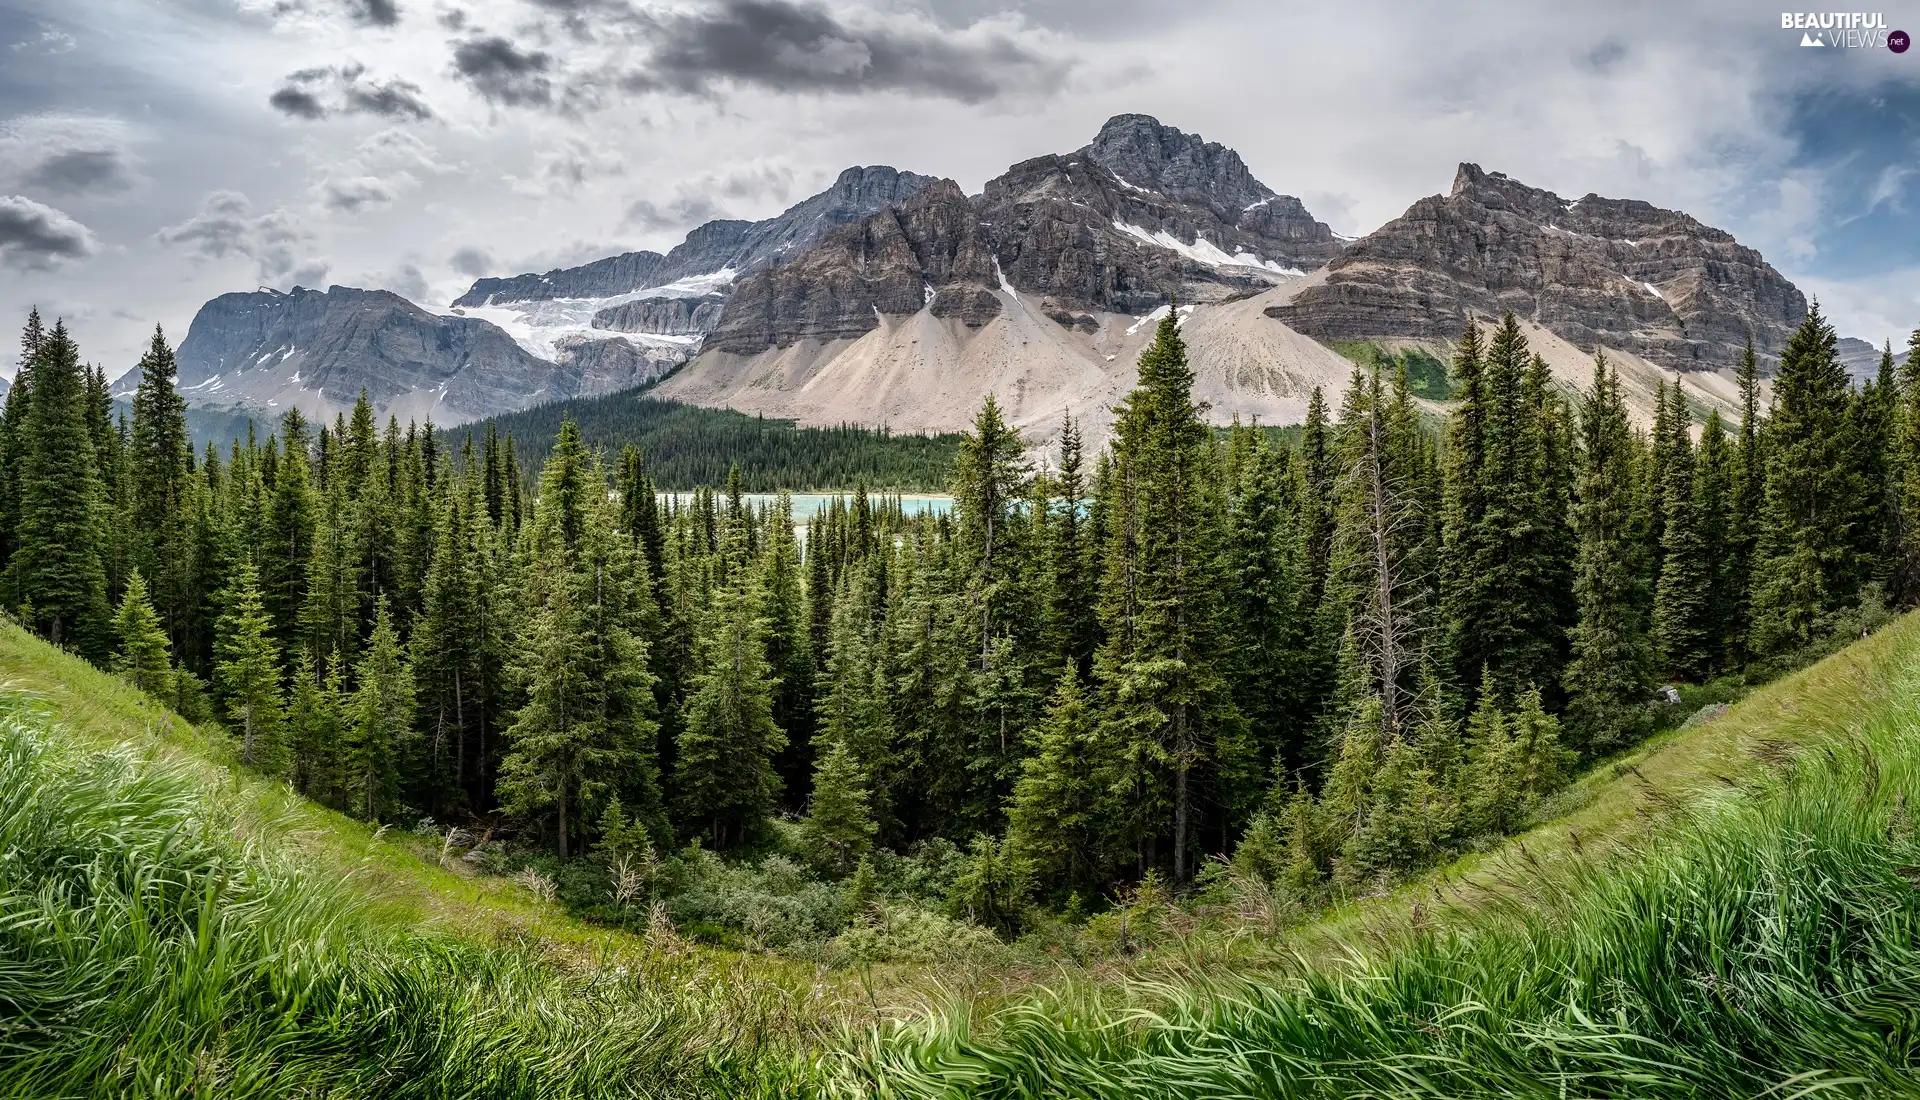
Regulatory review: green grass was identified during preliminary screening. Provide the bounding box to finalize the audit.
[845,612,1920,1096]
[1330,342,1453,401]
[9,612,1920,1096]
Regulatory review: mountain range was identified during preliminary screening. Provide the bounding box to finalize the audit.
[167,113,1877,441]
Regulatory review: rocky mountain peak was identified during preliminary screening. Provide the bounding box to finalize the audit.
[1271,165,1806,372]
[1085,113,1272,221]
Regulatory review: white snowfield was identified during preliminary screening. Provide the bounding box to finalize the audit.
[1111,221,1305,276]
[426,269,736,363]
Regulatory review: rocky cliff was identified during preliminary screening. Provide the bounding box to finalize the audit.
[704,115,1339,355]
[175,286,573,423]
[1267,163,1807,371]
[453,166,934,309]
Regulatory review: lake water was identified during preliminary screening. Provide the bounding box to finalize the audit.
[660,492,953,522]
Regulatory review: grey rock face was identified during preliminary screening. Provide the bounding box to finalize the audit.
[1837,336,1911,385]
[175,286,567,422]
[1083,113,1339,269]
[452,166,934,308]
[706,117,1341,354]
[1268,163,1808,371]
[551,335,687,393]
[593,294,728,336]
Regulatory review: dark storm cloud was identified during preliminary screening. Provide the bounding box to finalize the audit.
[269,64,433,121]
[269,86,328,119]
[624,195,722,230]
[321,176,396,212]
[452,36,553,107]
[345,0,398,26]
[449,245,493,277]
[0,195,97,270]
[22,147,136,194]
[621,0,1070,103]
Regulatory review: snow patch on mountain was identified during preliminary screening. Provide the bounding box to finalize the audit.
[1112,221,1304,276]
[433,269,735,361]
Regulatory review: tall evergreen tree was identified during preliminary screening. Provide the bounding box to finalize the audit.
[1092,308,1243,883]
[345,599,414,820]
[11,321,109,657]
[1563,355,1654,754]
[214,561,284,769]
[111,569,174,697]
[798,734,875,875]
[1750,302,1869,654]
[1726,341,1766,657]
[499,420,661,857]
[674,574,786,848]
[1652,382,1713,678]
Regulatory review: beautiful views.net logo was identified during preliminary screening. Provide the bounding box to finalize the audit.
[1782,12,1910,50]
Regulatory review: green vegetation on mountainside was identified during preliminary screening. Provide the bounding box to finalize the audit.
[473,391,962,490]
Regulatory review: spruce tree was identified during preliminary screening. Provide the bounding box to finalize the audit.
[111,569,174,698]
[1652,382,1713,678]
[345,599,414,820]
[1725,341,1765,656]
[0,308,44,586]
[673,575,786,848]
[285,649,343,803]
[214,561,284,769]
[1045,414,1099,678]
[500,419,662,857]
[1750,302,1868,654]
[1092,308,1243,883]
[1691,411,1734,668]
[1004,666,1102,899]
[127,326,192,615]
[1897,329,1920,601]
[261,414,316,648]
[1562,355,1654,755]
[799,734,876,876]
[10,322,110,657]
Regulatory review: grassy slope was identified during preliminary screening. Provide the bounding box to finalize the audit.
[852,614,1920,1095]
[6,613,1920,1094]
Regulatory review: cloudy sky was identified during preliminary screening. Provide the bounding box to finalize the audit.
[1,0,1916,378]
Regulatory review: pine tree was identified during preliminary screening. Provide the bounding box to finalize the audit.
[1897,329,1920,601]
[1563,354,1653,755]
[127,326,194,643]
[1004,666,1102,898]
[345,599,414,820]
[302,476,362,660]
[1045,414,1099,678]
[1221,429,1308,783]
[0,308,44,586]
[214,561,284,769]
[1692,411,1734,668]
[1092,308,1243,883]
[261,414,316,648]
[673,575,786,848]
[1462,673,1521,836]
[10,322,110,656]
[500,419,661,857]
[1726,341,1765,656]
[1751,302,1868,654]
[1652,382,1713,678]
[761,492,815,806]
[799,734,876,876]
[111,569,174,697]
[285,649,343,803]
[951,394,1037,823]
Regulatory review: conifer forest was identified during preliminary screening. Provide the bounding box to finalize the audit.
[4,300,1917,941]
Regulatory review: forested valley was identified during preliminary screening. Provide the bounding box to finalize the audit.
[2,301,1914,953]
